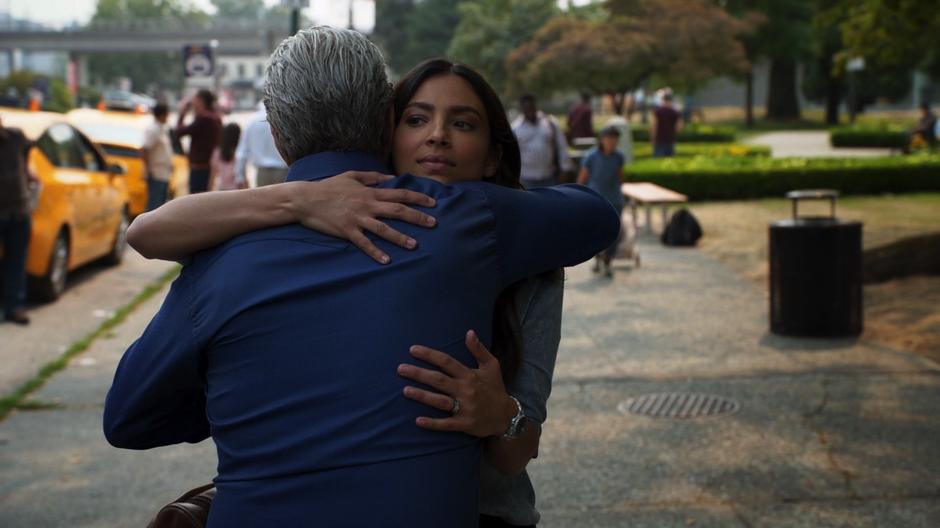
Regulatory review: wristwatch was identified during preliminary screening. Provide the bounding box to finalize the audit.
[501,395,527,440]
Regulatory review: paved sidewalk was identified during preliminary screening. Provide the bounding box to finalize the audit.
[1,238,938,527]
[744,131,894,158]
[0,250,176,395]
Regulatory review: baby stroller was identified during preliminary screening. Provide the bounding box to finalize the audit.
[613,209,641,268]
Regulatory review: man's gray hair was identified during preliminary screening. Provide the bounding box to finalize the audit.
[263,26,391,164]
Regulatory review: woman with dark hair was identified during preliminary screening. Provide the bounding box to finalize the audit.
[127,58,576,527]
[211,123,243,191]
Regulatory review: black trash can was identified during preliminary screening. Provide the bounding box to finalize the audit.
[769,190,863,337]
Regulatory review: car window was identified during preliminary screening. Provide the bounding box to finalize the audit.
[45,124,86,169]
[76,131,105,172]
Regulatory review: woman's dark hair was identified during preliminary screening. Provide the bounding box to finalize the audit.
[219,123,241,163]
[393,58,522,190]
[393,59,556,385]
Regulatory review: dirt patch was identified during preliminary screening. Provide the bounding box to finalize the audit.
[688,195,940,360]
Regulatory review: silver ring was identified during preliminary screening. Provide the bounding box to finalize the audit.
[450,398,461,415]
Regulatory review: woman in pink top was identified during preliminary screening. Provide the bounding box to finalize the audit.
[211,123,243,191]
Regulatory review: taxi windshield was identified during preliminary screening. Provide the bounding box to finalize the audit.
[70,122,145,147]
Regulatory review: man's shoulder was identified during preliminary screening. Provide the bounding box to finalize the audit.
[187,224,340,274]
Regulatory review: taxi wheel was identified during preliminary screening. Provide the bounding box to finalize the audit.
[105,208,129,266]
[35,231,69,302]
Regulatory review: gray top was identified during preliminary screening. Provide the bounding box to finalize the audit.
[479,272,564,526]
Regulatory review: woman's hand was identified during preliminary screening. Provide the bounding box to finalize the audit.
[288,171,438,264]
[397,330,517,438]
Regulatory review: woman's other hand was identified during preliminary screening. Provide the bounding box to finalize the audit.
[397,330,517,438]
[290,171,437,264]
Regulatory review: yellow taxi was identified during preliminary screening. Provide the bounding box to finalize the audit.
[1,108,131,301]
[66,108,189,217]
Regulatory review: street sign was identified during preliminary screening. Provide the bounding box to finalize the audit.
[183,44,214,78]
[281,0,309,8]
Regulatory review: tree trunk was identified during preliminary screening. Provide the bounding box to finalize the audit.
[766,58,801,121]
[745,68,754,128]
[825,76,842,125]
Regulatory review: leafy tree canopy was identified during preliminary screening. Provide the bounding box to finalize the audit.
[448,0,557,93]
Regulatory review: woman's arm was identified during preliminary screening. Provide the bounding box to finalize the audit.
[397,330,541,476]
[127,171,438,263]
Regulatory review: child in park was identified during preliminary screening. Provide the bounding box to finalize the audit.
[578,126,625,278]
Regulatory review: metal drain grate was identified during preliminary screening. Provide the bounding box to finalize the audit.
[617,393,740,419]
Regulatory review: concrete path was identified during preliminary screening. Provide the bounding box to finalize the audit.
[744,131,894,158]
[1,238,938,527]
[0,250,176,395]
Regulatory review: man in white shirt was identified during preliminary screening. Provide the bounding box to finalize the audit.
[142,103,174,211]
[236,101,289,187]
[511,94,571,189]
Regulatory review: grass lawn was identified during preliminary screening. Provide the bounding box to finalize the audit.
[688,193,940,360]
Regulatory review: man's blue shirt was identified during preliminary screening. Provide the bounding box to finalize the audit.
[104,151,619,527]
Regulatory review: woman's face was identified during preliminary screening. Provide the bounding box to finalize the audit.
[392,74,496,184]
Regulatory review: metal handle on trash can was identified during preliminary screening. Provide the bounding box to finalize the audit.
[786,189,839,219]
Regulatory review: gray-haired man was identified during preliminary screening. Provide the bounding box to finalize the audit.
[105,26,618,527]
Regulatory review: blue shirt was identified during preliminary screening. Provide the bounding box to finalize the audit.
[104,151,619,527]
[581,147,625,208]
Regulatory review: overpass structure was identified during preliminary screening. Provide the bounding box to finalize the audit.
[0,20,292,86]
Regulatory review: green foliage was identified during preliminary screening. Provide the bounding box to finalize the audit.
[374,0,460,78]
[631,124,737,143]
[840,0,940,78]
[0,70,38,101]
[507,0,751,98]
[448,0,556,94]
[44,79,74,113]
[632,143,770,159]
[211,0,264,18]
[830,124,910,149]
[87,0,210,90]
[0,266,180,422]
[624,153,940,200]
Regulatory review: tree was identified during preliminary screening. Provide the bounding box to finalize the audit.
[403,0,461,73]
[211,0,264,19]
[507,0,751,112]
[839,0,940,107]
[447,0,557,94]
[87,0,209,92]
[723,0,813,121]
[372,0,417,75]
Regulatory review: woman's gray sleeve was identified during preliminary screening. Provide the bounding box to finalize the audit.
[508,274,565,425]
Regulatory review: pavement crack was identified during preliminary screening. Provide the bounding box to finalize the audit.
[724,499,754,528]
[801,377,861,500]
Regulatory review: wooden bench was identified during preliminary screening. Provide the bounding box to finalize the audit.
[620,182,688,234]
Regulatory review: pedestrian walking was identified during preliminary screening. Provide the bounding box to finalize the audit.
[0,117,34,325]
[566,93,594,145]
[512,94,570,188]
[651,90,682,158]
[142,103,173,211]
[235,101,289,187]
[176,89,222,194]
[211,123,243,191]
[577,126,625,278]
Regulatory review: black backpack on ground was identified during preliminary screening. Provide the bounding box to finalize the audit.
[661,208,703,246]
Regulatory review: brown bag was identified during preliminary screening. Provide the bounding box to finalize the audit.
[147,484,216,528]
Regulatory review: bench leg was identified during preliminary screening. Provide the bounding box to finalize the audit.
[645,204,653,234]
[661,204,669,232]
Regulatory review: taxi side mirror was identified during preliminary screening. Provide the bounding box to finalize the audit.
[109,163,127,176]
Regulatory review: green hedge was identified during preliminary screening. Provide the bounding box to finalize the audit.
[633,143,770,159]
[624,154,940,200]
[631,124,737,143]
[830,125,909,149]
